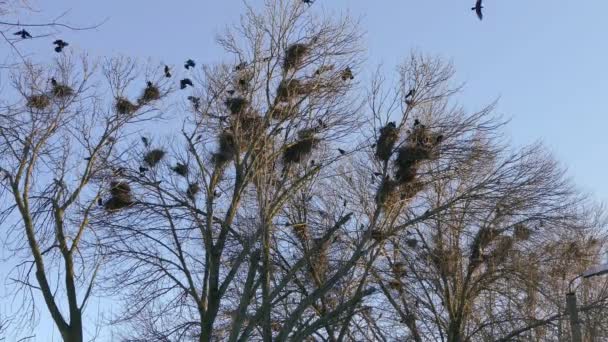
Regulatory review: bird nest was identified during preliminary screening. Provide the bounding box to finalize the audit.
[171,163,188,177]
[513,224,531,241]
[375,178,400,209]
[392,262,406,277]
[104,181,134,211]
[186,182,200,200]
[283,43,310,71]
[232,114,265,144]
[272,103,299,121]
[282,130,320,164]
[371,229,386,241]
[225,97,249,115]
[26,94,51,110]
[291,223,309,245]
[138,83,161,104]
[143,149,166,167]
[52,83,74,98]
[405,238,418,248]
[213,131,237,165]
[400,180,424,200]
[115,97,139,115]
[275,79,309,103]
[375,123,399,162]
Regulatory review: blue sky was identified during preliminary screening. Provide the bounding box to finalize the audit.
[3,0,608,340]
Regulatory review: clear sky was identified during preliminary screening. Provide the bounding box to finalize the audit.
[3,0,608,340]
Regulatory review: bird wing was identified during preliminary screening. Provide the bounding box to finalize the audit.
[476,7,483,20]
[476,0,482,7]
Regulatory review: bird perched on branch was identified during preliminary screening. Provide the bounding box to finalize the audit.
[14,29,32,39]
[164,65,171,78]
[53,39,69,53]
[184,59,196,70]
[180,78,194,89]
[472,0,483,20]
[302,0,314,5]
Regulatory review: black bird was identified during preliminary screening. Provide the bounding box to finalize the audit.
[14,29,32,39]
[213,190,221,198]
[226,89,236,95]
[141,137,149,147]
[97,198,103,206]
[413,119,420,126]
[472,0,483,20]
[405,88,415,99]
[373,172,383,177]
[302,0,314,5]
[180,78,193,89]
[338,148,346,155]
[184,59,196,70]
[84,157,91,161]
[234,61,248,71]
[164,65,171,78]
[343,199,347,207]
[341,67,354,81]
[188,96,201,110]
[139,166,149,173]
[53,39,69,53]
[50,77,58,86]
[435,134,444,144]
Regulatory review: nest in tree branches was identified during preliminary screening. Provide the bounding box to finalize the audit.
[275,79,309,103]
[405,238,418,248]
[115,97,139,115]
[388,279,402,290]
[375,178,399,209]
[371,229,386,241]
[283,43,310,71]
[400,180,424,200]
[144,149,166,167]
[513,224,531,241]
[138,82,161,104]
[282,129,320,164]
[213,131,237,165]
[171,163,188,177]
[392,262,406,277]
[375,123,399,161]
[26,94,51,110]
[232,114,265,144]
[272,104,299,121]
[105,181,134,211]
[52,83,73,98]
[225,97,249,115]
[186,182,200,200]
[395,164,418,185]
[291,223,309,244]
[396,145,433,168]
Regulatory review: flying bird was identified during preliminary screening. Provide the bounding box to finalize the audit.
[338,148,346,155]
[472,0,483,20]
[180,78,194,89]
[164,65,171,78]
[184,59,196,70]
[53,39,69,53]
[14,29,32,39]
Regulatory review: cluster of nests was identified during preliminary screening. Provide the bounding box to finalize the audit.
[102,148,200,212]
[467,226,523,271]
[290,222,331,284]
[374,121,443,210]
[25,79,74,110]
[115,81,162,115]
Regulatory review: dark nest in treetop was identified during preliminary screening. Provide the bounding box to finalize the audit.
[282,130,320,164]
[275,79,309,103]
[115,97,139,115]
[232,114,265,144]
[52,83,73,98]
[513,224,531,241]
[371,229,386,241]
[375,178,400,209]
[171,163,188,177]
[144,149,166,167]
[186,182,200,200]
[26,94,51,110]
[291,223,309,244]
[388,279,402,290]
[392,262,406,277]
[213,131,237,165]
[138,83,161,104]
[283,43,310,71]
[225,97,249,115]
[400,180,424,200]
[375,123,399,162]
[104,181,134,211]
[272,104,299,121]
[405,238,418,248]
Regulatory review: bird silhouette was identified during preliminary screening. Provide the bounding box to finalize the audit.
[234,61,248,71]
[141,137,149,147]
[97,198,103,206]
[472,0,483,20]
[184,59,196,70]
[180,78,193,89]
[188,96,201,110]
[405,88,415,99]
[413,119,420,126]
[53,39,69,53]
[50,77,58,86]
[341,67,354,81]
[226,89,236,95]
[302,0,314,5]
[139,166,148,173]
[338,148,346,155]
[14,29,32,39]
[164,65,171,78]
